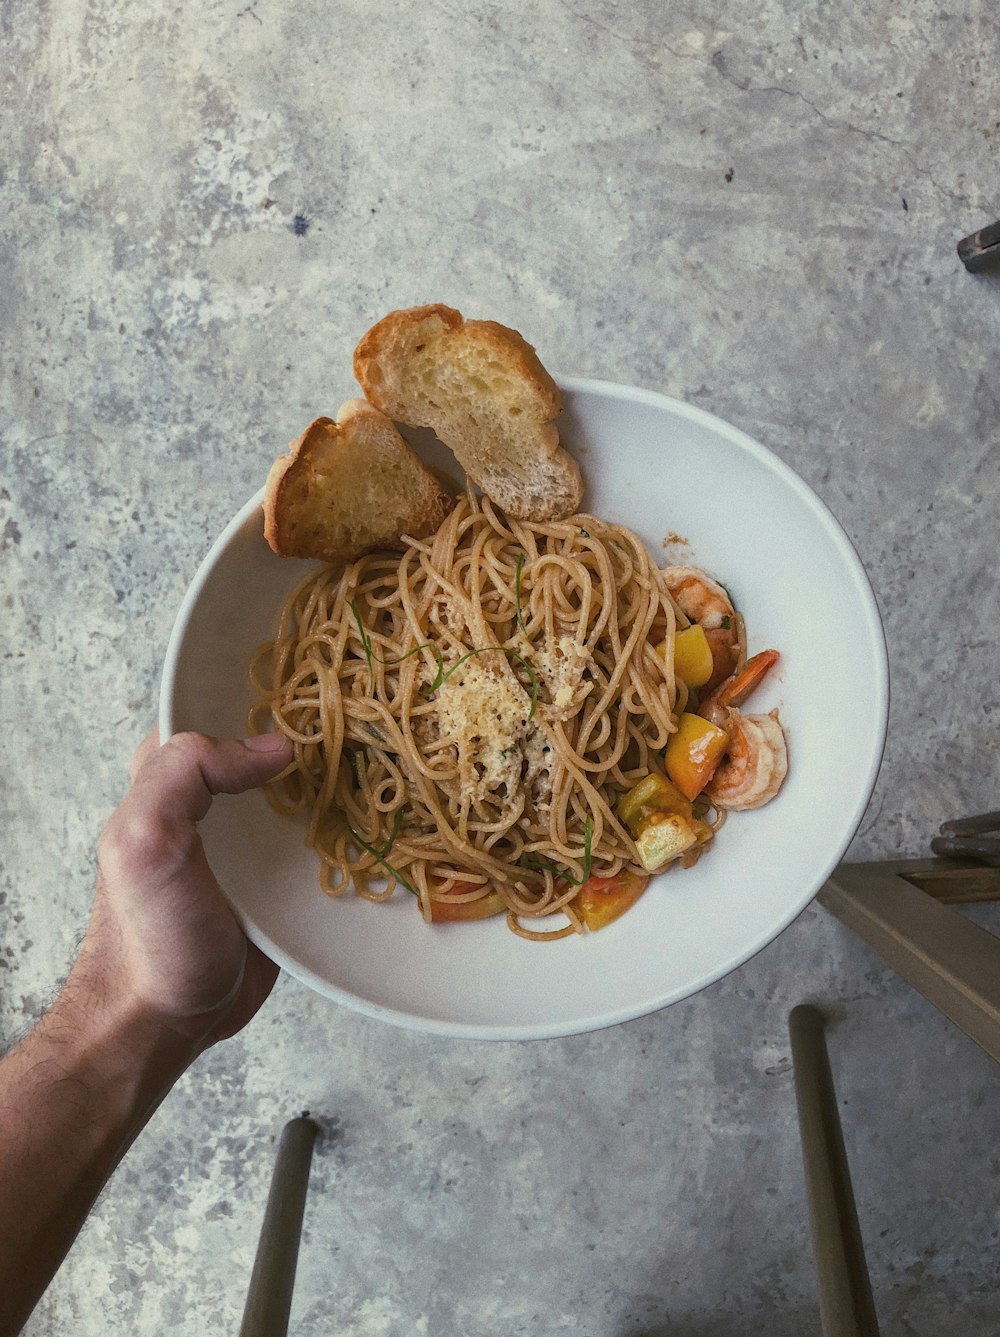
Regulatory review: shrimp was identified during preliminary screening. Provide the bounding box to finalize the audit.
[662,565,739,690]
[662,565,733,628]
[705,710,787,810]
[699,650,788,811]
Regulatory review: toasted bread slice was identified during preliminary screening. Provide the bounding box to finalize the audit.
[263,400,454,563]
[353,304,582,522]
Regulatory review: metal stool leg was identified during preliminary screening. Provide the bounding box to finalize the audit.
[819,860,1000,1063]
[789,1006,880,1337]
[240,1113,322,1337]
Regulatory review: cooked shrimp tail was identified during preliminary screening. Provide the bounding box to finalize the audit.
[700,649,779,726]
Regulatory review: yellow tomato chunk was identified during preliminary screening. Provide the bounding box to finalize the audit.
[672,624,715,688]
[665,712,729,800]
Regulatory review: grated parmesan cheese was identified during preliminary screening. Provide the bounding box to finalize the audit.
[534,636,592,709]
[435,655,554,809]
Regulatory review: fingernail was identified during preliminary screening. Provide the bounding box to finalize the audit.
[242,733,291,753]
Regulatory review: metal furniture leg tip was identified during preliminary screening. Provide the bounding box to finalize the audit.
[239,1114,323,1337]
[958,220,1000,273]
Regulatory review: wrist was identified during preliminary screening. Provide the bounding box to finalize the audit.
[54,964,202,1103]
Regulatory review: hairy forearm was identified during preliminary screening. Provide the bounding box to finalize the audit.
[0,976,199,1336]
[0,731,288,1333]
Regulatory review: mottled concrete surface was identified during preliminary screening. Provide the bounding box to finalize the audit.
[3,0,1000,1332]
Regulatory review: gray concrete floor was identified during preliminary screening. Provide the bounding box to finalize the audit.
[3,0,1000,1332]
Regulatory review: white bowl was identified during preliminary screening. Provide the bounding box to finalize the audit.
[160,379,888,1040]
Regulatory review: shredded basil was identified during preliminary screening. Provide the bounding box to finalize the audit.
[377,642,443,673]
[350,598,374,673]
[521,854,566,876]
[345,811,416,896]
[380,807,404,857]
[515,552,528,636]
[379,645,422,665]
[428,648,468,692]
[351,603,444,684]
[353,604,537,723]
[521,816,593,885]
[507,649,539,724]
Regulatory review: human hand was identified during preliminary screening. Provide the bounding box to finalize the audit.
[71,729,293,1049]
[0,729,294,1330]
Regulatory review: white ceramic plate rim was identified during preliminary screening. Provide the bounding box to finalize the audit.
[160,377,889,1040]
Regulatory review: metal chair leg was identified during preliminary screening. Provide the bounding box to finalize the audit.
[789,1006,880,1337]
[240,1113,322,1337]
[819,860,1000,1063]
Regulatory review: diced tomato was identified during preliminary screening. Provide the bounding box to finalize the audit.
[427,879,507,923]
[616,772,692,833]
[664,712,729,800]
[573,870,651,932]
[633,812,698,871]
[672,624,715,688]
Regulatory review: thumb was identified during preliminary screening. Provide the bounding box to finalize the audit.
[130,731,293,826]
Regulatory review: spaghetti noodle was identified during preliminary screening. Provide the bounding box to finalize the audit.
[249,491,728,938]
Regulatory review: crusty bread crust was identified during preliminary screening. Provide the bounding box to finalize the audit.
[353,304,582,522]
[263,400,454,564]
